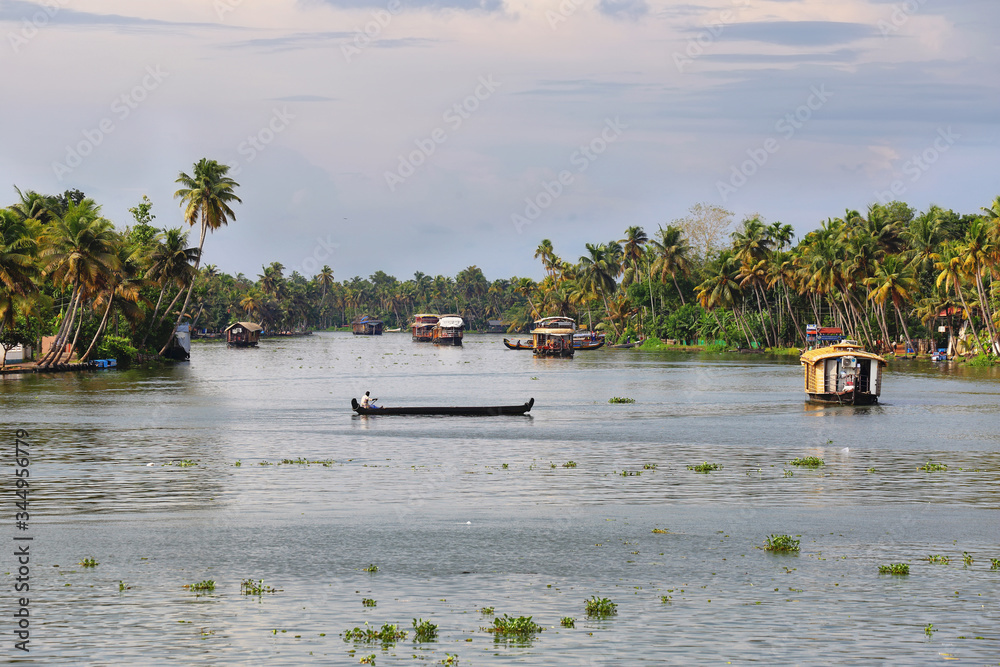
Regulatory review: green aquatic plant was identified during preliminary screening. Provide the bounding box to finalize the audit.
[79,558,98,567]
[166,459,197,467]
[643,463,658,470]
[962,552,974,566]
[560,617,575,628]
[782,469,794,477]
[562,461,577,468]
[967,354,996,367]
[359,654,376,665]
[501,463,508,469]
[866,467,877,473]
[119,581,131,591]
[362,598,376,607]
[280,458,335,466]
[925,554,950,564]
[763,535,800,553]
[478,606,495,615]
[608,397,636,404]
[234,460,241,467]
[990,558,999,570]
[343,622,407,645]
[924,623,936,637]
[919,461,948,472]
[484,614,544,639]
[440,653,459,665]
[188,580,216,592]
[412,618,438,642]
[878,563,909,575]
[651,528,669,534]
[687,462,721,473]
[362,563,379,573]
[584,596,617,617]
[240,579,280,595]
[789,457,824,468]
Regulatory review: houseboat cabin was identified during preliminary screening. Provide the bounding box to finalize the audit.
[411,314,439,342]
[531,317,576,358]
[224,321,263,347]
[800,341,887,405]
[352,315,383,336]
[432,315,464,346]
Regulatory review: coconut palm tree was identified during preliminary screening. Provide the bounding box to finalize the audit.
[619,226,648,286]
[579,243,619,333]
[867,255,918,355]
[81,242,150,361]
[161,158,241,355]
[143,228,199,345]
[0,209,38,332]
[649,225,691,306]
[935,242,984,354]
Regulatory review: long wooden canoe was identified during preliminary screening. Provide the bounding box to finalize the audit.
[503,338,533,350]
[504,338,604,350]
[351,397,534,416]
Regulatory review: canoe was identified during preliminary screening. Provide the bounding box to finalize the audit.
[575,340,605,350]
[503,338,533,350]
[609,342,640,349]
[352,397,534,416]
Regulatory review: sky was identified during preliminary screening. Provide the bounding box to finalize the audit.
[1,0,998,282]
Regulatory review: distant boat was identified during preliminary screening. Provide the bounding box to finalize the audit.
[351,315,383,335]
[384,327,402,333]
[410,314,438,342]
[351,397,534,416]
[800,340,887,405]
[224,321,262,347]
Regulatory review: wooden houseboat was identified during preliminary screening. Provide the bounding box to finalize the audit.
[432,315,464,346]
[351,315,383,336]
[411,314,439,342]
[800,341,887,405]
[531,317,576,358]
[224,321,263,347]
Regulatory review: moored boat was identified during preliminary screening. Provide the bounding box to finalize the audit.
[432,315,464,346]
[573,331,605,350]
[531,317,575,357]
[411,314,439,342]
[351,315,383,335]
[351,397,533,416]
[503,338,533,350]
[800,340,887,405]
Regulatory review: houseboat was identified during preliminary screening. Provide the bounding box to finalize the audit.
[224,321,262,347]
[351,315,383,336]
[432,315,464,346]
[411,314,439,342]
[531,317,576,358]
[799,340,887,405]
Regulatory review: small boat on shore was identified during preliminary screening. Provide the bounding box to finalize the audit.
[800,340,887,405]
[351,397,534,416]
[609,340,641,349]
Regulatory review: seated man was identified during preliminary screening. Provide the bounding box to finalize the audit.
[360,391,380,409]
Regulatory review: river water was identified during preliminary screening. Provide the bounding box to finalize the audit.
[3,332,999,665]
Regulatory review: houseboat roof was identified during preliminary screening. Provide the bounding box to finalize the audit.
[800,341,887,366]
[413,313,439,321]
[352,315,382,324]
[533,316,576,328]
[224,321,262,332]
[531,327,575,335]
[438,316,464,328]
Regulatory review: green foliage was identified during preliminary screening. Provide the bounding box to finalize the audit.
[924,623,936,637]
[241,579,279,595]
[343,622,407,645]
[362,598,376,607]
[878,563,909,575]
[79,558,98,567]
[560,617,575,628]
[95,334,137,367]
[189,580,216,592]
[687,461,721,473]
[412,618,438,642]
[608,396,636,403]
[478,606,495,615]
[962,552,974,566]
[643,463,657,470]
[919,461,948,472]
[562,461,577,468]
[362,563,379,573]
[967,354,996,367]
[485,614,544,639]
[789,457,824,467]
[763,535,800,553]
[990,558,999,570]
[925,554,950,564]
[651,528,669,534]
[584,596,617,617]
[360,654,376,664]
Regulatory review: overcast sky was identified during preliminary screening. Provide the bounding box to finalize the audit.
[2,0,998,281]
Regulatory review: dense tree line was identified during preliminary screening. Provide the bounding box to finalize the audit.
[3,157,998,368]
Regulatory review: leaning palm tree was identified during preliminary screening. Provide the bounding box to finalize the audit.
[866,255,918,356]
[143,228,199,345]
[935,242,985,355]
[81,242,150,361]
[161,158,241,355]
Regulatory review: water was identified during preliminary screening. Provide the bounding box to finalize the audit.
[3,333,999,664]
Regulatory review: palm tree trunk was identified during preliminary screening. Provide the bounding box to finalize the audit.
[39,285,81,367]
[81,297,114,362]
[141,284,168,346]
[161,219,207,355]
[972,270,998,353]
[783,285,806,344]
[672,274,685,306]
[893,301,915,356]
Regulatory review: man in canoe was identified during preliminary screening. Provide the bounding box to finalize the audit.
[360,391,381,409]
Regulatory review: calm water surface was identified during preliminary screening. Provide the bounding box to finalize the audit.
[3,333,999,665]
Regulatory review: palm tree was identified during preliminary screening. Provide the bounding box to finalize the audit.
[955,218,998,351]
[81,242,149,361]
[37,199,118,366]
[649,225,691,306]
[619,226,647,286]
[867,255,918,355]
[534,239,558,278]
[935,242,984,354]
[579,243,619,333]
[143,228,199,345]
[0,209,38,332]
[161,158,241,355]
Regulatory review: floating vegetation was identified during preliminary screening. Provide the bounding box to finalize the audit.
[119,581,131,591]
[919,461,948,472]
[280,458,334,466]
[440,653,459,665]
[643,463,658,470]
[187,580,216,592]
[234,460,241,467]
[501,464,509,469]
[789,457,824,468]
[560,617,575,628]
[925,554,951,564]
[79,558,98,567]
[343,622,407,645]
[651,528,669,534]
[866,467,877,473]
[584,596,618,617]
[166,459,197,467]
[562,461,577,468]
[925,623,936,637]
[762,535,800,553]
[362,598,376,607]
[530,376,539,380]
[687,462,721,473]
[962,552,974,566]
[782,469,794,477]
[990,558,999,570]
[362,564,379,573]
[359,654,376,665]
[479,607,495,615]
[412,618,438,642]
[608,397,636,404]
[484,614,544,639]
[660,595,671,603]
[241,579,280,595]
[878,563,910,575]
